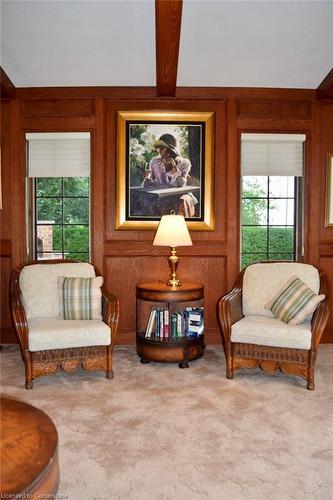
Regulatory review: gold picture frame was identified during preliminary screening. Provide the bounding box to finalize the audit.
[116,110,214,230]
[325,153,333,227]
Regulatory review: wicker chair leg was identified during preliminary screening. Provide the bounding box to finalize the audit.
[24,350,33,390]
[106,345,113,379]
[307,379,315,390]
[307,350,316,390]
[226,358,234,379]
[225,344,234,379]
[307,366,315,390]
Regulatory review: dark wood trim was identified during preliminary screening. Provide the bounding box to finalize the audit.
[0,67,16,100]
[155,0,183,97]
[322,329,333,343]
[15,86,316,101]
[317,68,333,100]
[0,240,12,256]
[0,328,17,344]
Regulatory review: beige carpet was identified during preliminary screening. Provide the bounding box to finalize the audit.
[1,344,333,500]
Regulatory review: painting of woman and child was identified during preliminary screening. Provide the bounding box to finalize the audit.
[116,111,214,230]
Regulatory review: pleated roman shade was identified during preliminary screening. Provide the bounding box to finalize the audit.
[241,133,306,177]
[26,132,90,177]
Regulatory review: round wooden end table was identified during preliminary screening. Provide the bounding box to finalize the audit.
[0,397,59,497]
[136,281,205,368]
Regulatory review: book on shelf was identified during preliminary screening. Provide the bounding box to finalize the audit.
[164,308,170,339]
[144,306,204,339]
[145,308,157,338]
[184,307,204,337]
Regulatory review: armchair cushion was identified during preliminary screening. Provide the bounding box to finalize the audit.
[264,276,325,324]
[28,319,111,352]
[20,263,96,319]
[242,263,320,318]
[58,276,103,320]
[231,315,312,350]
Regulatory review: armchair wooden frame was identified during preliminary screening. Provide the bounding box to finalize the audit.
[10,259,119,389]
[217,263,330,390]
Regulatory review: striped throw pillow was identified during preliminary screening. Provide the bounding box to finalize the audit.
[265,276,324,324]
[59,277,103,320]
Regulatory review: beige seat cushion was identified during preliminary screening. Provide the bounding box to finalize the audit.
[231,315,312,350]
[242,263,320,318]
[28,319,111,352]
[20,263,96,319]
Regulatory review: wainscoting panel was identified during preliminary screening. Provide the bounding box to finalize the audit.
[104,255,226,344]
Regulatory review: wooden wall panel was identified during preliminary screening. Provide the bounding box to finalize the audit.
[0,256,13,341]
[1,86,332,344]
[21,98,95,117]
[320,103,333,243]
[319,257,333,342]
[317,103,333,341]
[0,100,12,241]
[105,255,226,344]
[0,99,16,343]
[237,100,311,119]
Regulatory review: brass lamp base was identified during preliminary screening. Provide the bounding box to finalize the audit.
[167,247,182,287]
[167,277,182,287]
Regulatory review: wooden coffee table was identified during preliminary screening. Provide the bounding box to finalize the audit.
[0,397,59,497]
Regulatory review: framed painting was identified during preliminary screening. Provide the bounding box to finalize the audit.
[325,153,333,227]
[116,110,214,230]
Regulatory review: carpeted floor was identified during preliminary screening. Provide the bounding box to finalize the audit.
[1,344,333,500]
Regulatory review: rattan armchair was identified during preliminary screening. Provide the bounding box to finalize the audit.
[217,262,329,390]
[10,259,119,389]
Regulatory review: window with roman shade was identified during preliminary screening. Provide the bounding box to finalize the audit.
[25,132,91,262]
[240,133,306,268]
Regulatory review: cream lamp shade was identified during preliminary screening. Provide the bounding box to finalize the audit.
[153,214,192,287]
[153,215,192,247]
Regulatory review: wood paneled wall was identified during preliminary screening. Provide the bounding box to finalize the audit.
[1,88,332,344]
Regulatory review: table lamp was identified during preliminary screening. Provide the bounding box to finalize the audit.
[153,213,192,287]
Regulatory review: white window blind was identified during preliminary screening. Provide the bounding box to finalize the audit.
[241,133,306,177]
[26,132,90,177]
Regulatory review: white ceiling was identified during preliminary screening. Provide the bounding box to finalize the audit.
[1,0,333,89]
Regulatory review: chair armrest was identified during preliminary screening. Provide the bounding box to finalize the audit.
[217,289,243,343]
[311,270,330,349]
[311,297,330,349]
[10,268,29,350]
[102,291,119,346]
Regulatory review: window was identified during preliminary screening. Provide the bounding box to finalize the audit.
[241,134,305,268]
[35,177,90,261]
[26,133,91,261]
[241,175,299,267]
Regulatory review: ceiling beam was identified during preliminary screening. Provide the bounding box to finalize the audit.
[155,0,183,97]
[0,67,16,99]
[317,68,333,100]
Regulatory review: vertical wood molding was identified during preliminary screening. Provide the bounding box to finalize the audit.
[91,97,104,275]
[226,98,241,291]
[155,0,183,97]
[10,99,25,268]
[306,101,322,265]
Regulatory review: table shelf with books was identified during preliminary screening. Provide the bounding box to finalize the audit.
[136,281,205,368]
